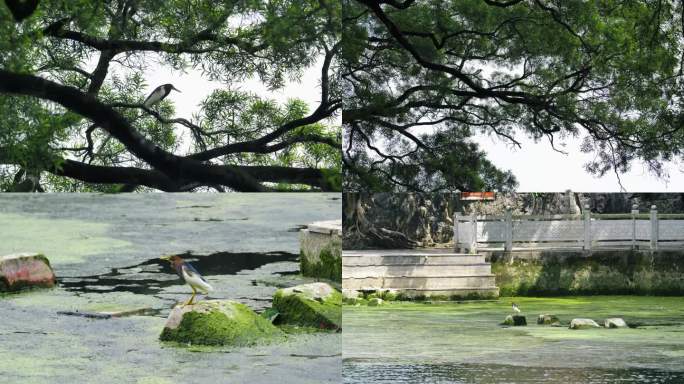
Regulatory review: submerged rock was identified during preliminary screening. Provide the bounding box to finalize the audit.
[0,253,56,292]
[570,318,600,329]
[367,298,384,306]
[537,314,561,326]
[503,315,527,326]
[342,288,359,299]
[604,317,628,328]
[272,282,341,330]
[160,300,283,346]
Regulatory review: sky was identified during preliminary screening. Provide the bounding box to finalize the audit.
[104,55,684,193]
[474,134,684,192]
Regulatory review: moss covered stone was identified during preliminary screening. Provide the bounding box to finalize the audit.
[159,300,284,346]
[0,253,56,292]
[537,314,561,326]
[272,282,342,330]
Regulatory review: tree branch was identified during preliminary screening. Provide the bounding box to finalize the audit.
[0,70,266,191]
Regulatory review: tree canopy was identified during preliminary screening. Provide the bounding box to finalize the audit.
[342,0,684,191]
[0,0,341,192]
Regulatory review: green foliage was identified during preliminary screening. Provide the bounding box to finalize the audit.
[0,0,340,191]
[343,0,684,191]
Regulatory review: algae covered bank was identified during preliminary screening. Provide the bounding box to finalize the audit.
[0,193,342,384]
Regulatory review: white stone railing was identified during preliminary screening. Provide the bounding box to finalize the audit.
[454,205,684,252]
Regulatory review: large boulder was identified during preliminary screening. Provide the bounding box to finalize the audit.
[272,282,341,330]
[0,253,56,292]
[503,315,527,326]
[604,318,628,328]
[569,318,600,329]
[537,314,561,326]
[160,300,283,346]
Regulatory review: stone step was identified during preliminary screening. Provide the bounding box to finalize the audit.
[343,275,497,290]
[342,264,492,278]
[343,253,485,266]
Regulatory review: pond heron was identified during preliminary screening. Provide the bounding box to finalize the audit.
[160,255,213,306]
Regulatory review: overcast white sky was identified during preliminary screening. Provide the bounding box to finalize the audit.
[474,134,684,192]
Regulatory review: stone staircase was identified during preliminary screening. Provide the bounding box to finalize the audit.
[342,249,499,299]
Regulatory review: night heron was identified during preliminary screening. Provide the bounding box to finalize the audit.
[143,84,181,108]
[160,255,213,305]
[511,302,521,314]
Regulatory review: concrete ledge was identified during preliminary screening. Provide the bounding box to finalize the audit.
[342,264,493,278]
[343,253,486,266]
[343,275,497,290]
[300,220,341,282]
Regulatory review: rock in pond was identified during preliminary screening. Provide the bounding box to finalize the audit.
[342,288,359,300]
[503,315,527,326]
[0,253,56,292]
[604,317,628,328]
[367,298,383,306]
[160,300,284,346]
[272,282,341,330]
[537,314,561,326]
[569,318,600,329]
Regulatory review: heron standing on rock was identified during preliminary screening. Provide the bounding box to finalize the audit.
[511,302,521,315]
[160,255,213,306]
[143,84,181,108]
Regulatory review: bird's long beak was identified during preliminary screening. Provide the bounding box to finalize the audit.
[171,86,181,93]
[160,255,172,261]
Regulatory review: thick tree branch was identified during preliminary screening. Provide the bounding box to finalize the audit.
[0,70,266,191]
[43,22,266,55]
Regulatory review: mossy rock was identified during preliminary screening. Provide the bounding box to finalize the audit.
[367,298,383,306]
[569,318,600,329]
[272,282,341,330]
[0,253,56,292]
[159,300,284,346]
[537,314,561,326]
[502,315,527,326]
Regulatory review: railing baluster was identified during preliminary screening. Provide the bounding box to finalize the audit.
[650,205,659,250]
[583,204,591,251]
[631,204,638,250]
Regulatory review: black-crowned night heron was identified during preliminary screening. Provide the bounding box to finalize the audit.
[143,84,181,108]
[160,255,213,305]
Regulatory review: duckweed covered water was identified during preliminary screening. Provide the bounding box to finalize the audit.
[343,296,684,383]
[0,193,341,383]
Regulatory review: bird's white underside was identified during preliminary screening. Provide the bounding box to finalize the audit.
[143,87,165,108]
[181,267,213,293]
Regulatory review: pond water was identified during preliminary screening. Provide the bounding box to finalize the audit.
[343,296,684,384]
[0,193,341,383]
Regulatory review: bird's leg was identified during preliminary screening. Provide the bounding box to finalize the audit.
[184,287,197,306]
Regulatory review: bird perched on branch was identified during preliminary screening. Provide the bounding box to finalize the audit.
[143,84,181,108]
[160,255,213,306]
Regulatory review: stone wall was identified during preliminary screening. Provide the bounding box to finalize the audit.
[487,250,684,296]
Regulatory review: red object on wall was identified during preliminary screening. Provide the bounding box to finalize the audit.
[460,192,495,201]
